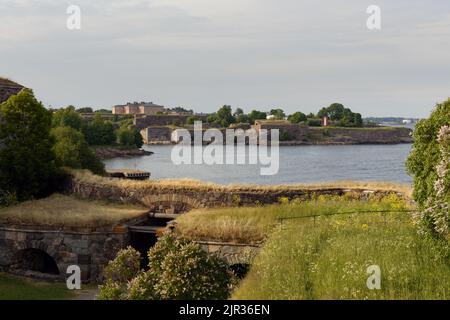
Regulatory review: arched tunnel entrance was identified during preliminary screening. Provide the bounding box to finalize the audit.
[13,248,60,275]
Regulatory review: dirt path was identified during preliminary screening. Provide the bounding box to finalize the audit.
[71,287,99,300]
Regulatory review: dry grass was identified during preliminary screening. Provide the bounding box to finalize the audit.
[0,194,148,229]
[70,169,412,198]
[175,194,414,244]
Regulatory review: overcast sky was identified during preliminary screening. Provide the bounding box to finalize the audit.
[1,0,450,117]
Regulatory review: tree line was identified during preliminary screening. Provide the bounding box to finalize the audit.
[186,103,363,128]
[0,90,143,203]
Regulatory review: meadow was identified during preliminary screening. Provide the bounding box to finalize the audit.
[175,195,449,300]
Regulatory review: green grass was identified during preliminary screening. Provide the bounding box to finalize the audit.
[231,208,449,300]
[0,273,75,300]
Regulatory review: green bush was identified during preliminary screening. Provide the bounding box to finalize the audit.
[51,126,105,175]
[98,234,235,300]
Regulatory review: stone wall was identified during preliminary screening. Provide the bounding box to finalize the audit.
[0,225,129,282]
[196,240,260,265]
[65,176,407,213]
[140,126,173,144]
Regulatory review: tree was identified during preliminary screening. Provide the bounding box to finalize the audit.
[216,105,235,127]
[318,103,363,127]
[269,108,285,120]
[248,110,267,124]
[288,112,307,124]
[82,114,116,145]
[76,107,93,113]
[51,126,105,175]
[407,99,450,207]
[52,106,83,130]
[0,89,55,200]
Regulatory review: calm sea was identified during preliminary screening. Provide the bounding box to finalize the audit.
[104,144,413,185]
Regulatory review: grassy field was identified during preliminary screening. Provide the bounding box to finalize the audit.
[0,273,75,300]
[175,194,412,243]
[175,195,449,299]
[227,199,449,299]
[0,194,148,228]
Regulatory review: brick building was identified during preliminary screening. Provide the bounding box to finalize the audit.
[0,78,24,104]
[112,101,165,115]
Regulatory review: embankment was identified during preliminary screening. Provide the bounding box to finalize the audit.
[63,170,412,212]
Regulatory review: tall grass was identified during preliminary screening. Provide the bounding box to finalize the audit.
[175,194,412,243]
[232,210,449,300]
[70,169,412,197]
[0,194,148,228]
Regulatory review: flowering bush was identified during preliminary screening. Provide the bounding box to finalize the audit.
[407,99,450,206]
[407,99,449,241]
[413,126,449,240]
[98,234,235,300]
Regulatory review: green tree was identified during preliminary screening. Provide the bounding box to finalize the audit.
[52,106,83,130]
[51,126,105,175]
[76,107,93,113]
[288,112,307,124]
[117,126,135,146]
[407,99,450,207]
[82,114,116,145]
[269,108,285,120]
[216,105,235,127]
[248,110,267,124]
[0,89,55,200]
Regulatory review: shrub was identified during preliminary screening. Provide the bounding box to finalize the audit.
[407,99,450,206]
[51,126,105,175]
[98,235,235,300]
[149,234,234,300]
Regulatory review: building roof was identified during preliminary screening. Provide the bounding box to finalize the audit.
[0,77,23,88]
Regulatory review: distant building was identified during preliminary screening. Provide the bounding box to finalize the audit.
[113,101,165,115]
[266,114,276,120]
[321,116,329,127]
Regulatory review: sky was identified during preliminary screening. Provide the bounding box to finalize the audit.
[1,0,450,118]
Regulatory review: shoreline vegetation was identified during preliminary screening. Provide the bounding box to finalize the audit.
[93,146,153,160]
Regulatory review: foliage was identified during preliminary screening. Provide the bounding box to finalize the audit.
[51,126,105,174]
[117,126,135,146]
[0,190,18,207]
[0,89,55,200]
[307,119,322,127]
[215,105,235,127]
[232,209,449,300]
[81,114,116,145]
[318,103,362,127]
[52,106,83,130]
[247,110,267,124]
[98,235,235,300]
[407,99,450,207]
[75,107,93,113]
[412,125,450,240]
[269,108,285,120]
[280,131,294,141]
[288,112,307,124]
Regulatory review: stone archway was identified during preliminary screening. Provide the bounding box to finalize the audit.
[12,248,60,275]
